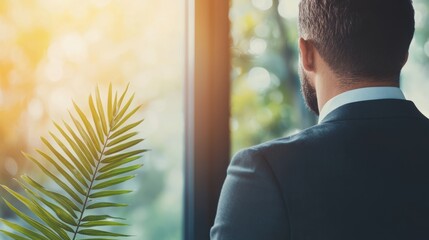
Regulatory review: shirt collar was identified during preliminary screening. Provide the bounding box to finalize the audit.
[318,87,406,124]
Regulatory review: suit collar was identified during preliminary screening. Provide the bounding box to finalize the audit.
[318,87,405,123]
[319,99,427,124]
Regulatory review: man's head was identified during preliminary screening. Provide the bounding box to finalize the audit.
[297,0,415,114]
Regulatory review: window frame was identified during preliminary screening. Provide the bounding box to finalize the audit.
[184,0,231,239]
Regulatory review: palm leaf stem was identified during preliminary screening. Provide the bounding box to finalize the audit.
[71,127,113,240]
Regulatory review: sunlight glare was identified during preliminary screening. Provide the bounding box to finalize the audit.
[249,37,267,55]
[60,33,88,63]
[0,0,186,238]
[49,88,72,113]
[278,0,299,19]
[4,157,18,176]
[231,118,239,131]
[28,99,44,120]
[251,0,273,11]
[39,0,70,13]
[247,67,271,92]
[44,59,64,82]
[90,0,112,8]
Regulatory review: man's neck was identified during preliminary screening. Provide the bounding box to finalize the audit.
[316,78,400,113]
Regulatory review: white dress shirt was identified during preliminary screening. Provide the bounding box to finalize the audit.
[318,87,406,124]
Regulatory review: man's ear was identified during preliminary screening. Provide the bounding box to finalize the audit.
[299,38,316,72]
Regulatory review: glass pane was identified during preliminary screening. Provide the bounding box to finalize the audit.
[230,0,429,155]
[230,0,314,155]
[0,1,184,239]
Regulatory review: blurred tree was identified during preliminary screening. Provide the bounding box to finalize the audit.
[231,0,316,154]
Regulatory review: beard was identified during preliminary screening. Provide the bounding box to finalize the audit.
[299,67,319,115]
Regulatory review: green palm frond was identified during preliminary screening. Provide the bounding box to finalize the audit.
[0,84,145,240]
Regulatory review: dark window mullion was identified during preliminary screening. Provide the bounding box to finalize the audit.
[184,0,230,239]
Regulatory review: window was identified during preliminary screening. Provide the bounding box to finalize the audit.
[0,1,185,239]
[230,0,315,155]
[1,0,427,239]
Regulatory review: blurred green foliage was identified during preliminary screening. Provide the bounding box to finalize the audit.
[231,0,316,154]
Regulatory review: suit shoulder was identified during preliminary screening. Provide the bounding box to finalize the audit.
[233,124,340,171]
[248,124,329,155]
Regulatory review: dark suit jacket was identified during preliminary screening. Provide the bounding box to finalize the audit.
[211,99,429,240]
